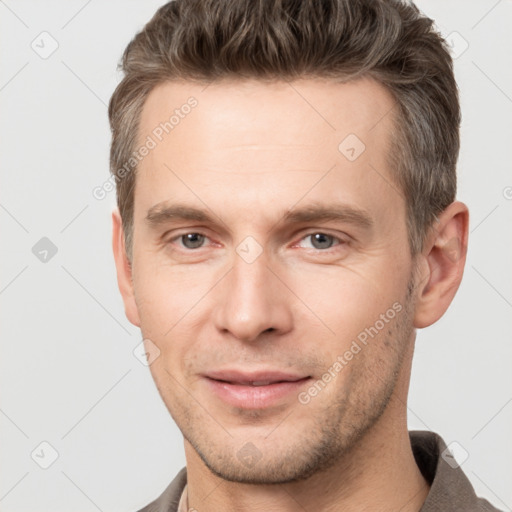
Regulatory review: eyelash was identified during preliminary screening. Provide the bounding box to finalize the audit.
[166,231,348,253]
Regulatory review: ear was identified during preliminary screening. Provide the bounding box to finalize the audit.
[112,208,141,327]
[413,201,469,329]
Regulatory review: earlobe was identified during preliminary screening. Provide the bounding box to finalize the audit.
[111,208,141,327]
[413,201,469,329]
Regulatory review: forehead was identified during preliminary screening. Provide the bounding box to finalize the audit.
[134,77,401,226]
[138,76,395,151]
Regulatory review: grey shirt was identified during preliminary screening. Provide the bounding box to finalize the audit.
[137,430,502,512]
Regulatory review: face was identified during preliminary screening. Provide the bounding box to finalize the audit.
[125,77,417,483]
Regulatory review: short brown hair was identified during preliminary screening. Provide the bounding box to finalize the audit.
[108,0,460,262]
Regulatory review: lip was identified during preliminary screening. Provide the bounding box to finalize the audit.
[205,369,309,385]
[203,369,312,409]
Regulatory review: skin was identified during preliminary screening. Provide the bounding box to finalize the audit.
[112,77,469,511]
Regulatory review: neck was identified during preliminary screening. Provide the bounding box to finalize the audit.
[184,342,429,511]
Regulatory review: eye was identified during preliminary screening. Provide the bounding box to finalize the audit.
[167,231,346,253]
[296,233,344,251]
[175,232,208,249]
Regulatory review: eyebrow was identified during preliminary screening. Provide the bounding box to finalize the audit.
[146,203,217,226]
[281,204,373,230]
[145,201,374,231]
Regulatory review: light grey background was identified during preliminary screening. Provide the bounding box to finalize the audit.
[1,1,510,511]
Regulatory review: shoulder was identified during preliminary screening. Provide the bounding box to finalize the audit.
[135,467,187,512]
[410,431,503,512]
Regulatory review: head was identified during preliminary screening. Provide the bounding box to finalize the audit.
[110,0,468,484]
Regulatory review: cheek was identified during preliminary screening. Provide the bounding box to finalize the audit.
[289,264,401,344]
[133,262,214,333]
[132,263,218,384]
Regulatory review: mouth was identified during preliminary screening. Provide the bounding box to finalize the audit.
[203,370,312,409]
[218,379,301,386]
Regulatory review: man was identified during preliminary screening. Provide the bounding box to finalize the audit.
[109,0,501,510]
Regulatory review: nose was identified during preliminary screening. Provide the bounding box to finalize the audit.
[212,247,293,343]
